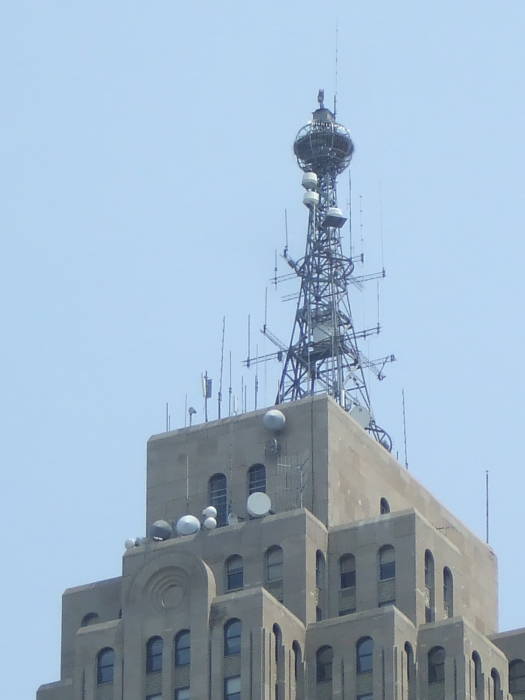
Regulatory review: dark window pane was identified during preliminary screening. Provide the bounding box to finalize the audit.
[97,648,114,684]
[316,646,333,683]
[428,647,445,683]
[226,556,243,590]
[175,630,190,666]
[380,560,395,580]
[209,474,228,526]
[248,464,266,494]
[357,638,374,673]
[146,637,163,673]
[340,570,356,588]
[224,619,242,655]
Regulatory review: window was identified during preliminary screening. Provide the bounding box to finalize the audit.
[265,546,283,582]
[146,636,163,673]
[316,646,333,682]
[175,688,190,700]
[428,646,445,683]
[339,554,356,589]
[175,629,190,666]
[357,696,373,700]
[248,463,266,494]
[509,659,525,696]
[379,545,395,580]
[209,473,228,526]
[224,675,241,700]
[443,567,454,618]
[224,618,241,655]
[226,555,243,591]
[356,637,374,674]
[81,612,99,627]
[146,696,161,700]
[315,550,326,588]
[491,668,501,699]
[425,550,435,623]
[97,647,114,685]
[473,652,482,690]
[292,641,302,682]
[380,497,390,514]
[405,642,415,697]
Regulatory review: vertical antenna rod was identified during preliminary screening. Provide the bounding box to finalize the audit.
[218,317,225,419]
[402,389,408,469]
[485,470,489,544]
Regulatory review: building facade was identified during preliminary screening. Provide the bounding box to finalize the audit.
[37,394,525,699]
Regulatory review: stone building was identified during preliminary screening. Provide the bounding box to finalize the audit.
[37,393,525,699]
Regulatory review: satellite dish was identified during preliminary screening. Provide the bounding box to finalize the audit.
[263,409,286,432]
[149,520,172,541]
[247,492,272,518]
[349,403,371,429]
[203,516,217,530]
[124,538,136,550]
[176,515,201,536]
[202,505,217,518]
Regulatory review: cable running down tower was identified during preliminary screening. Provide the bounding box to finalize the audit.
[275,91,393,449]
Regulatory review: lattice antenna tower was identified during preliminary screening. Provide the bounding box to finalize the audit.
[251,91,394,449]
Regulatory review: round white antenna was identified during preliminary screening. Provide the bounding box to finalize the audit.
[202,505,217,518]
[176,515,201,536]
[247,492,272,518]
[263,409,286,432]
[149,520,172,541]
[203,516,217,530]
[124,538,135,550]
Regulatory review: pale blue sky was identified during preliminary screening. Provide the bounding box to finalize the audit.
[2,1,525,696]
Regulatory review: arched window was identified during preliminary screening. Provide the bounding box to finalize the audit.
[339,554,356,588]
[81,612,99,627]
[209,473,228,526]
[316,645,333,682]
[473,651,482,690]
[315,550,326,588]
[356,637,374,674]
[174,629,190,666]
[491,668,501,699]
[443,567,454,618]
[292,641,302,682]
[405,642,415,698]
[379,545,395,580]
[97,647,114,684]
[224,618,242,655]
[380,497,390,514]
[248,463,266,494]
[146,636,163,673]
[226,554,243,590]
[428,646,445,684]
[265,546,283,582]
[509,659,525,697]
[425,550,435,623]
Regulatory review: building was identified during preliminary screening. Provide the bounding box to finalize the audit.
[37,99,525,700]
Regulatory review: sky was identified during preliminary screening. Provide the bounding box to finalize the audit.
[2,1,525,696]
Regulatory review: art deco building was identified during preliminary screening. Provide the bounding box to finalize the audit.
[37,98,525,700]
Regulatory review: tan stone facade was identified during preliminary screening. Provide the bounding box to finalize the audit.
[37,394,525,699]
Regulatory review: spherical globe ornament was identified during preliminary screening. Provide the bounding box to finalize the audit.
[176,515,201,536]
[294,108,354,175]
[149,519,173,541]
[263,408,286,432]
[203,516,217,530]
[202,505,217,518]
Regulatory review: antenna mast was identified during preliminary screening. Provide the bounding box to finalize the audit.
[274,91,392,449]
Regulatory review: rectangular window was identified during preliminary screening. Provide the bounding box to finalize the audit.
[379,560,395,580]
[338,608,355,616]
[227,568,243,590]
[340,570,356,588]
[224,675,241,700]
[175,688,190,700]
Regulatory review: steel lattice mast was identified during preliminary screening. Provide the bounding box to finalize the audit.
[276,91,392,449]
